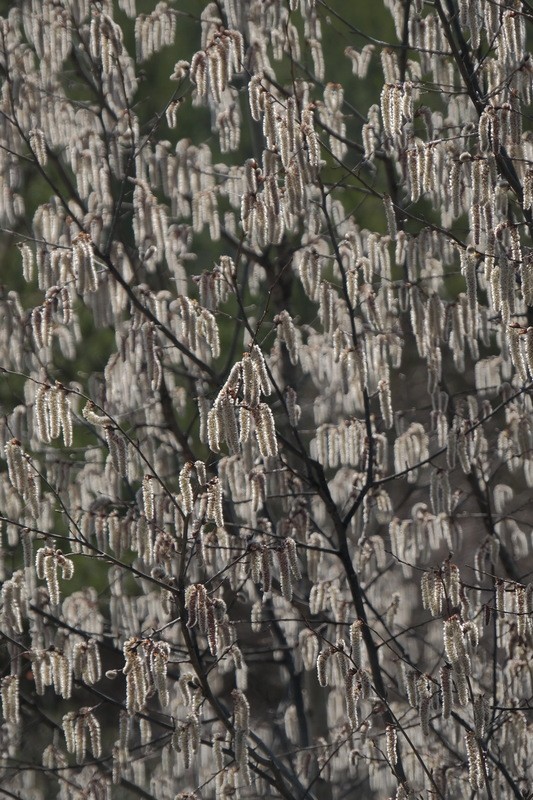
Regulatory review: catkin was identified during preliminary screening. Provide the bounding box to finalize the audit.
[385,725,397,766]
[383,195,397,239]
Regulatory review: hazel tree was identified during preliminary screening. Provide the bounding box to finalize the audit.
[0,1,532,798]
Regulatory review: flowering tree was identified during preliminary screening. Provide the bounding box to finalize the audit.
[0,0,532,798]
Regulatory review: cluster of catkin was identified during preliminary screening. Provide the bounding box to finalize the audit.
[4,439,40,518]
[63,707,101,762]
[34,384,72,447]
[206,345,278,460]
[185,583,231,658]
[135,3,176,62]
[190,28,244,106]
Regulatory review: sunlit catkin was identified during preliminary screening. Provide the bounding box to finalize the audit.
[254,403,278,457]
[1,675,20,724]
[142,474,155,520]
[440,664,452,719]
[316,648,331,687]
[417,675,431,737]
[179,463,194,515]
[29,128,47,168]
[465,731,484,790]
[123,638,148,713]
[232,688,250,773]
[349,620,363,669]
[383,194,397,239]
[473,693,490,738]
[385,725,397,766]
